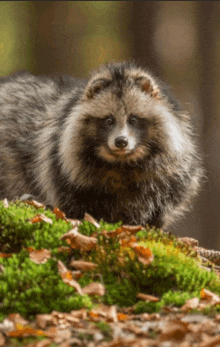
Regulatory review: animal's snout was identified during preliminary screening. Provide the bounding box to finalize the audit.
[114,136,128,149]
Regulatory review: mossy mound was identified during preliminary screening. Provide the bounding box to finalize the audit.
[0,200,220,320]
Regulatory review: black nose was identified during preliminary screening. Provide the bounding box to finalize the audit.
[114,136,128,149]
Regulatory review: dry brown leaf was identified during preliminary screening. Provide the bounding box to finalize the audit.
[57,246,72,254]
[70,309,87,320]
[36,314,53,329]
[3,198,9,208]
[44,326,71,344]
[25,200,46,209]
[26,339,52,347]
[199,335,220,347]
[120,236,137,247]
[8,313,28,326]
[0,318,14,333]
[8,325,47,338]
[199,288,220,307]
[53,207,67,221]
[28,249,51,264]
[121,225,144,233]
[132,243,154,265]
[158,320,190,341]
[107,305,118,323]
[67,219,82,227]
[30,214,53,225]
[137,293,160,302]
[181,297,199,311]
[102,228,122,238]
[82,282,105,296]
[84,212,100,228]
[71,270,83,279]
[105,225,144,239]
[60,228,97,251]
[117,313,129,321]
[57,260,83,295]
[70,260,98,271]
[0,253,12,258]
[89,305,118,323]
[0,333,5,347]
[39,311,81,329]
[178,237,199,246]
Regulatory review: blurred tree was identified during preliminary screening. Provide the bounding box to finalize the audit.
[0,1,32,75]
[132,1,162,76]
[26,1,133,76]
[197,1,220,248]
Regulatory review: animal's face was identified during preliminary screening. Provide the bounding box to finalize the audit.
[79,63,187,164]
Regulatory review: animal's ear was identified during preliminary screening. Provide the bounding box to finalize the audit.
[82,78,111,100]
[134,76,161,99]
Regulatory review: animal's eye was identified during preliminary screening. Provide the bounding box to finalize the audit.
[128,115,139,125]
[105,116,115,126]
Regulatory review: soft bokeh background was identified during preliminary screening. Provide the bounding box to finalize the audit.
[1,1,220,249]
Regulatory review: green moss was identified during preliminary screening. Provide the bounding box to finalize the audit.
[0,201,93,318]
[0,200,220,319]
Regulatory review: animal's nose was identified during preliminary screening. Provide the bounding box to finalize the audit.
[114,136,128,149]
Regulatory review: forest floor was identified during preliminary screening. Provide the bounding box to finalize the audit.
[1,199,220,347]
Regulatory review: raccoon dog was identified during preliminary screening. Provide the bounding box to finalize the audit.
[0,62,202,228]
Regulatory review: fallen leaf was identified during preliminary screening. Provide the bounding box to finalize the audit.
[30,214,53,225]
[0,333,5,347]
[28,249,51,264]
[82,282,105,296]
[121,225,144,233]
[199,288,220,307]
[70,309,87,320]
[178,237,199,246]
[25,200,46,209]
[70,260,98,271]
[107,305,118,323]
[3,198,9,208]
[44,326,71,344]
[117,313,129,321]
[0,318,14,333]
[26,339,52,347]
[137,293,160,302]
[36,314,53,329]
[57,260,83,295]
[181,297,200,311]
[67,219,82,227]
[102,228,123,238]
[158,320,190,341]
[120,236,137,247]
[57,246,72,254]
[0,253,12,258]
[53,207,67,221]
[60,228,97,251]
[105,225,144,239]
[132,243,154,265]
[89,305,117,323]
[8,313,28,326]
[84,213,100,228]
[71,270,83,279]
[199,335,220,347]
[9,325,47,338]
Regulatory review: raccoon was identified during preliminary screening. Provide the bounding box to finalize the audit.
[0,62,202,228]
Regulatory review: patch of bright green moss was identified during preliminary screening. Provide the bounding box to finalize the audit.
[1,200,220,319]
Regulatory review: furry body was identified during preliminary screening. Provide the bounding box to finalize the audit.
[0,62,202,228]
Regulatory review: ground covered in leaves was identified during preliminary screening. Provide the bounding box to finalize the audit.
[1,199,220,346]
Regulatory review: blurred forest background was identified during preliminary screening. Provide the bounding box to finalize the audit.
[1,1,220,249]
